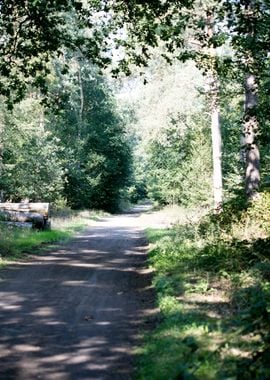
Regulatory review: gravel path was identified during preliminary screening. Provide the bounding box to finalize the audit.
[0,206,157,380]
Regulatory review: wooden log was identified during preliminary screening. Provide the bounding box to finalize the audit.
[0,211,45,229]
[0,210,43,222]
[0,203,50,230]
[0,221,33,229]
[0,203,49,219]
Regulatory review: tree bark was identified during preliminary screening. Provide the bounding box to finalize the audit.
[243,73,260,199]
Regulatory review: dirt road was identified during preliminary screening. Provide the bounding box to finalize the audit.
[0,206,158,380]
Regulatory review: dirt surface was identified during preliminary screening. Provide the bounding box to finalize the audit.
[0,206,160,380]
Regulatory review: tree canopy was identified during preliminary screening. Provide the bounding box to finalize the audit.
[1,2,270,378]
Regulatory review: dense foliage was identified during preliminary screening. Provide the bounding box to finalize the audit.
[0,61,131,211]
[50,59,132,210]
[0,1,270,378]
[146,115,212,206]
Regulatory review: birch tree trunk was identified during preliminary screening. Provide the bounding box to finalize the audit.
[243,73,260,199]
[209,75,223,211]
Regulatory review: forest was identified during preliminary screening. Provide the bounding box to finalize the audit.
[0,0,270,379]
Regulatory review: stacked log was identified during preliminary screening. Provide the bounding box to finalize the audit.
[0,203,50,230]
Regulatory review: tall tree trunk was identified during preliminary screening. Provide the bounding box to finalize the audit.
[240,0,260,200]
[209,75,223,211]
[206,10,223,211]
[0,111,4,202]
[78,63,84,141]
[243,73,260,199]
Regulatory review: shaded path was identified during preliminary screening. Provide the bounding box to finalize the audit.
[0,206,156,380]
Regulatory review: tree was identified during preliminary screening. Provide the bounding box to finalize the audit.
[225,0,270,199]
[0,53,132,210]
[0,0,111,104]
[0,96,64,202]
[107,0,270,204]
[110,0,226,209]
[49,56,132,210]
[1,0,269,206]
[146,114,212,206]
[119,59,213,207]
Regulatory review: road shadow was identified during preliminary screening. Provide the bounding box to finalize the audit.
[0,219,157,379]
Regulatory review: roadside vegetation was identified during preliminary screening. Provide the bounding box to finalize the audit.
[0,209,107,265]
[136,194,270,380]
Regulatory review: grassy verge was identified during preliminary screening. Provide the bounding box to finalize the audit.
[136,194,270,380]
[0,209,107,265]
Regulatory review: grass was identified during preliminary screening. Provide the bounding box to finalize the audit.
[0,209,108,265]
[136,193,270,380]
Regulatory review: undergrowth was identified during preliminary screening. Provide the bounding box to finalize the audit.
[136,192,270,380]
[0,209,106,264]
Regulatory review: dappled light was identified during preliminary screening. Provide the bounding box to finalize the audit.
[0,1,270,379]
[137,202,270,379]
[0,212,157,379]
